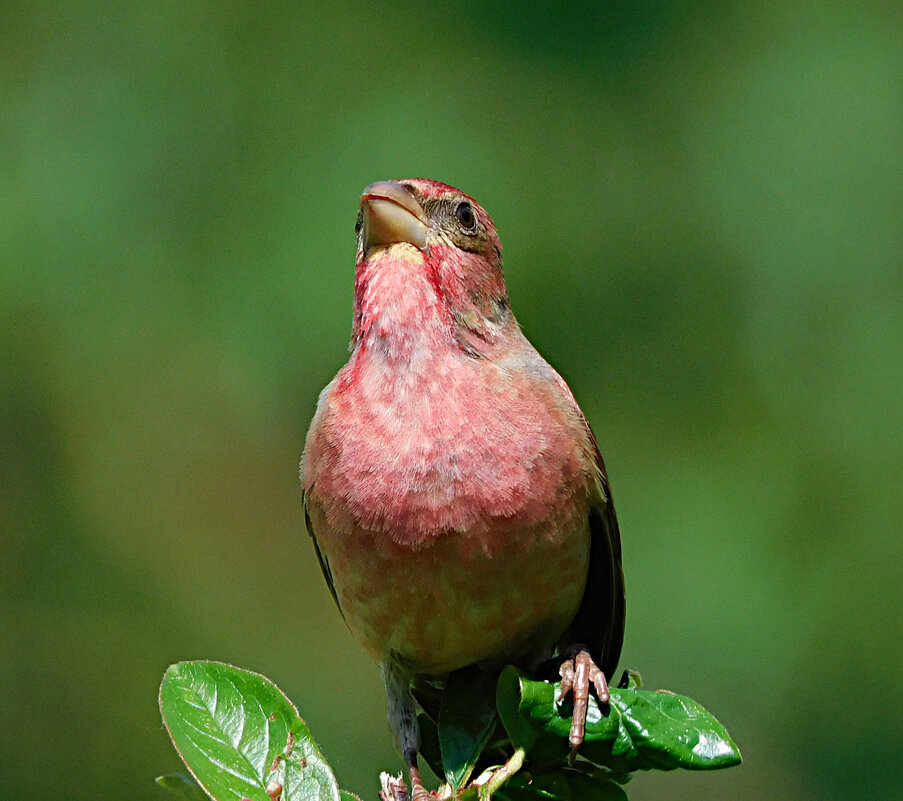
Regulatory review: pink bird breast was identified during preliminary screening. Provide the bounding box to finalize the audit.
[302,239,597,672]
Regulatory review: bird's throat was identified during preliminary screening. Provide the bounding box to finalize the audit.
[352,246,451,362]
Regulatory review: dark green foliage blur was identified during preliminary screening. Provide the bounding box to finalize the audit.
[1,2,900,800]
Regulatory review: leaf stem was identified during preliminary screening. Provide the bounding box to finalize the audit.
[475,747,525,800]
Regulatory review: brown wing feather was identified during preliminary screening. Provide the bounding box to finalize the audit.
[302,487,344,619]
[560,427,626,681]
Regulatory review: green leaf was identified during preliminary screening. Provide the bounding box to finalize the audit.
[155,773,210,801]
[497,668,741,774]
[438,666,500,788]
[499,767,628,801]
[619,670,642,691]
[416,712,445,781]
[496,667,541,753]
[159,661,341,801]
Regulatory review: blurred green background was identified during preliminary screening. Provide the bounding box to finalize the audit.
[2,1,901,799]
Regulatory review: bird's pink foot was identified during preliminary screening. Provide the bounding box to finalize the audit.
[558,649,610,763]
[407,762,436,801]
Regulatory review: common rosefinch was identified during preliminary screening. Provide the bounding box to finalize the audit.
[301,179,625,796]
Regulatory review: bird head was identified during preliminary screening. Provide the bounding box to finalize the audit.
[351,179,513,356]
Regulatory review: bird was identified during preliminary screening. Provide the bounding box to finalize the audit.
[300,179,625,797]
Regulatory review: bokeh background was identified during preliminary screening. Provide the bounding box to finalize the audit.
[2,2,901,799]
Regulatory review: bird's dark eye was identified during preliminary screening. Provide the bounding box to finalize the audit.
[455,201,476,231]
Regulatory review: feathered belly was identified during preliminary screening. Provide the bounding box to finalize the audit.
[303,352,595,672]
[308,501,591,674]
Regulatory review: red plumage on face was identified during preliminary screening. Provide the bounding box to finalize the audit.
[393,177,477,200]
[351,179,505,354]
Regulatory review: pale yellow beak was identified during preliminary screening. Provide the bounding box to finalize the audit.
[361,181,429,255]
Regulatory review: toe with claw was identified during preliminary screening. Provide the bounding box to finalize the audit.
[558,649,611,764]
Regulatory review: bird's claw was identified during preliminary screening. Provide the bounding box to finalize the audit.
[558,650,610,764]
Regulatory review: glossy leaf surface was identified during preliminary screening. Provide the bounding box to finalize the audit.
[497,668,741,774]
[159,661,340,801]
